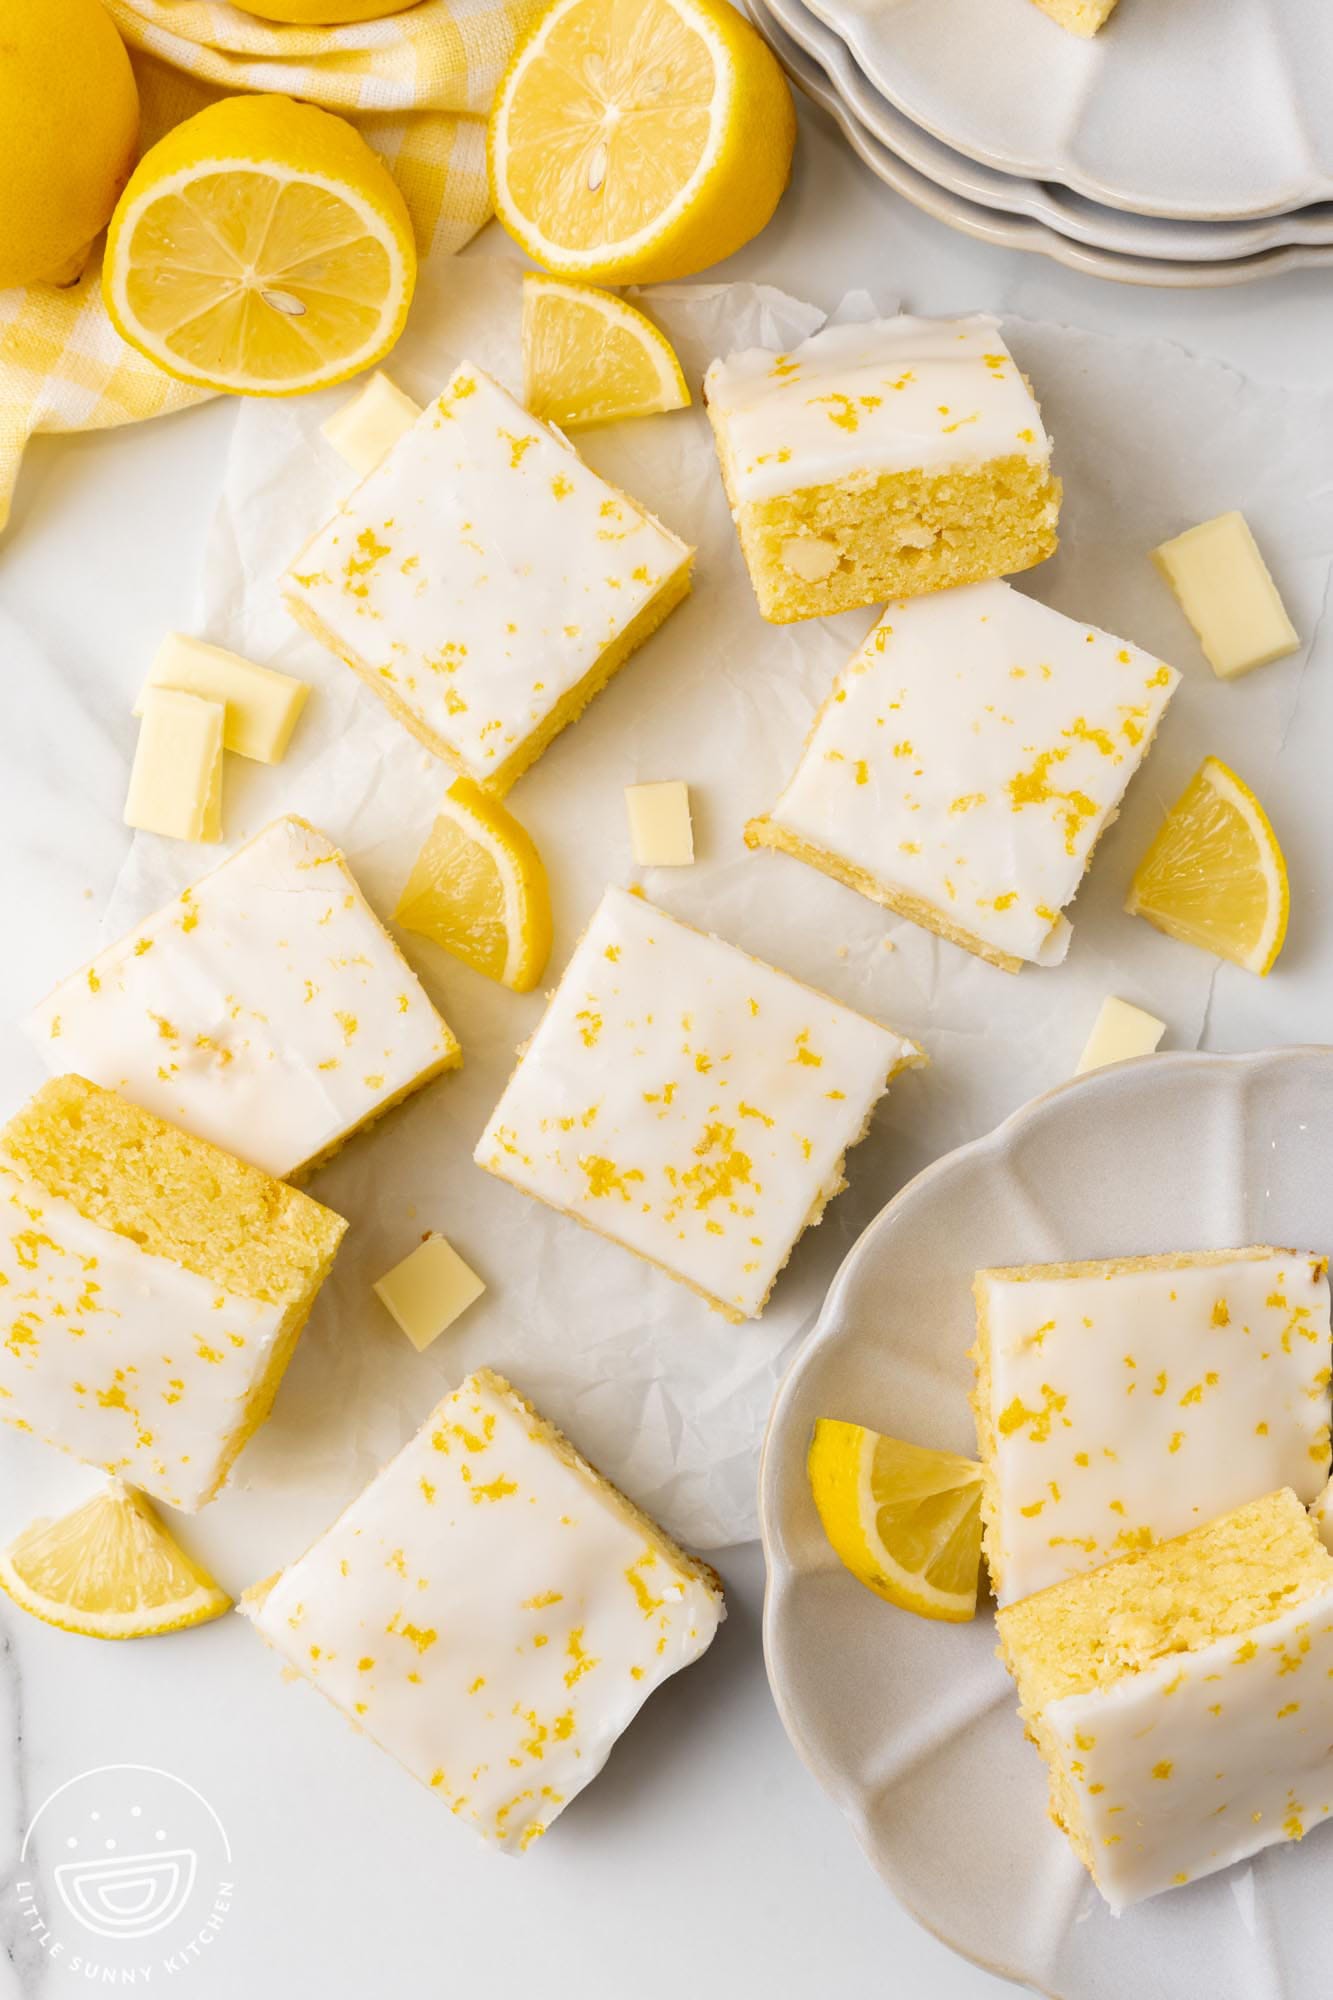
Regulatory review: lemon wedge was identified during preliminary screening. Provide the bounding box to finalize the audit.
[0,1481,231,1640]
[808,1420,984,1622]
[1125,755,1289,974]
[104,94,416,396]
[522,275,690,429]
[395,777,553,993]
[488,0,796,284]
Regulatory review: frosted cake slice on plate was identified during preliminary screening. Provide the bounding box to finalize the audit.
[747,580,1179,971]
[972,1248,1332,1604]
[283,361,693,792]
[475,886,922,1320]
[242,1368,724,1852]
[24,816,459,1181]
[0,1076,345,1510]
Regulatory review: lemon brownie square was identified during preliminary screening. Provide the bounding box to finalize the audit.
[475,886,923,1320]
[746,580,1179,971]
[703,315,1060,623]
[0,1076,346,1510]
[242,1368,724,1852]
[998,1490,1333,1908]
[24,816,459,1181]
[972,1249,1332,1605]
[283,362,693,792]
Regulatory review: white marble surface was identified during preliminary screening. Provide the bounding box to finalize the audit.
[1,97,1331,1999]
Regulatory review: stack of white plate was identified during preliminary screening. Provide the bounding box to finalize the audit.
[747,0,1333,285]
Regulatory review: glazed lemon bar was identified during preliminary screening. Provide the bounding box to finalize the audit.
[703,315,1060,623]
[746,581,1179,971]
[476,886,922,1320]
[998,1490,1333,1908]
[283,362,693,792]
[242,1368,724,1852]
[973,1249,1332,1605]
[0,1076,346,1510]
[23,816,459,1181]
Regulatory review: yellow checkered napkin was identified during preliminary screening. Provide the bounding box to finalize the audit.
[0,0,540,535]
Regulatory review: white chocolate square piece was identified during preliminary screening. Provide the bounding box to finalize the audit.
[1075,994,1165,1075]
[24,816,460,1180]
[373,1234,485,1352]
[973,1248,1332,1604]
[476,887,922,1319]
[285,362,693,792]
[321,371,422,477]
[1152,511,1298,679]
[747,580,1180,971]
[136,633,308,763]
[124,687,223,843]
[242,1369,724,1852]
[625,780,694,866]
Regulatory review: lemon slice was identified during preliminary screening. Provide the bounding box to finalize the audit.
[1125,755,1289,974]
[807,1420,984,1622]
[104,94,416,396]
[488,0,796,284]
[395,777,553,993]
[0,1481,231,1640]
[521,275,690,430]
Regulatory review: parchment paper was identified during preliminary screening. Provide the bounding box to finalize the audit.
[101,255,1332,1547]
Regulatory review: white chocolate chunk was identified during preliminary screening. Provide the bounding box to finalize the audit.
[780,536,840,582]
[1152,511,1298,679]
[136,633,309,763]
[373,1233,485,1352]
[1075,994,1165,1074]
[624,780,694,866]
[124,688,223,844]
[321,371,422,476]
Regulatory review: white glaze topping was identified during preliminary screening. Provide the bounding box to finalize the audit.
[23,817,457,1180]
[1047,1580,1333,1909]
[763,581,1179,967]
[284,363,692,782]
[980,1251,1332,1604]
[244,1370,723,1852]
[476,888,918,1318]
[704,315,1052,506]
[0,1159,286,1510]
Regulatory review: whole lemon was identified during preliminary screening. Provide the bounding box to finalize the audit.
[231,0,421,19]
[0,0,140,289]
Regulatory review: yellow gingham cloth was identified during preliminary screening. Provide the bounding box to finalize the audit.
[0,0,540,535]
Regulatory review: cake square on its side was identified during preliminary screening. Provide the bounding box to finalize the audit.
[23,816,460,1181]
[997,1490,1333,1909]
[474,887,923,1320]
[704,315,1060,624]
[746,581,1179,971]
[241,1368,724,1853]
[972,1248,1332,1605]
[0,1076,346,1509]
[1026,0,1119,35]
[283,362,694,793]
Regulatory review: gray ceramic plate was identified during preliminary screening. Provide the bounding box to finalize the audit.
[761,1047,1333,2000]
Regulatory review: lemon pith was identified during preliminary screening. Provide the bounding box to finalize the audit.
[808,1419,984,1622]
[103,94,416,397]
[522,274,690,429]
[0,1481,231,1640]
[1125,755,1289,975]
[488,0,796,284]
[394,778,554,993]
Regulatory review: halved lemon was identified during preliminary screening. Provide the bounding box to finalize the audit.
[522,274,690,429]
[808,1420,984,1622]
[104,94,416,396]
[395,777,553,993]
[1125,755,1289,974]
[488,0,797,284]
[0,1481,231,1639]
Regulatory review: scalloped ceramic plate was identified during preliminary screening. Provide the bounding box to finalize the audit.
[761,1048,1333,2000]
[797,0,1333,219]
